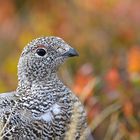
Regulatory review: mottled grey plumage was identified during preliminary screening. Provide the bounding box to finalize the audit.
[0,36,87,140]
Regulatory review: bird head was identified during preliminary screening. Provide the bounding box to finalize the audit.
[18,36,78,82]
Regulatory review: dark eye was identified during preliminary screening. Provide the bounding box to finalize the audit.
[36,49,46,56]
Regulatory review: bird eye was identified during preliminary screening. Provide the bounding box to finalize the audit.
[36,48,46,56]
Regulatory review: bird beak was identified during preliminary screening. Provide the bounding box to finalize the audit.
[63,48,79,57]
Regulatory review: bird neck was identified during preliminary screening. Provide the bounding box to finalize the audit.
[16,72,66,94]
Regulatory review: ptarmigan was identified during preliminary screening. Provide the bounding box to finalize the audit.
[0,36,87,140]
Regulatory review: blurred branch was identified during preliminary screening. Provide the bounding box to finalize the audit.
[80,78,99,102]
[113,131,123,140]
[89,102,121,131]
[104,113,119,140]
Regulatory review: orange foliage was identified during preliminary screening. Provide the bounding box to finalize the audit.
[123,100,134,117]
[73,63,94,101]
[128,46,140,73]
[105,68,121,90]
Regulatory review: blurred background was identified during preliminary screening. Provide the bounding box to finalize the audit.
[0,0,140,139]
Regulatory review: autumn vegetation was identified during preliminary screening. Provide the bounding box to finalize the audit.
[0,0,139,140]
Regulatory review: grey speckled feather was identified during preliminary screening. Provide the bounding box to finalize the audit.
[0,92,16,118]
[0,36,87,140]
